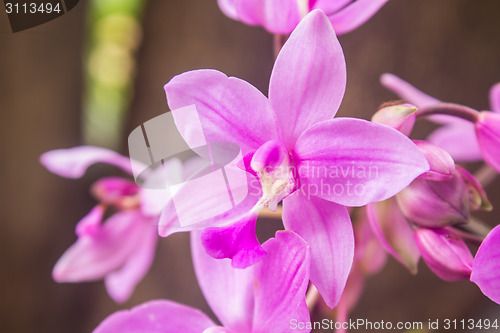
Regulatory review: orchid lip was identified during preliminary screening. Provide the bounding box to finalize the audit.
[249,141,297,214]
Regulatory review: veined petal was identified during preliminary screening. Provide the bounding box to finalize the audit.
[201,213,266,268]
[191,231,254,332]
[380,74,440,109]
[367,200,420,274]
[293,118,429,206]
[471,225,500,304]
[40,146,142,178]
[251,231,311,333]
[328,0,387,35]
[476,111,500,172]
[283,191,354,309]
[53,211,149,282]
[235,0,302,34]
[104,222,158,303]
[93,300,216,333]
[165,69,279,156]
[269,10,346,150]
[428,122,483,162]
[489,83,500,113]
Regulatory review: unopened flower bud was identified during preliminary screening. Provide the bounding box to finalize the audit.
[372,103,417,136]
[396,170,469,227]
[414,227,473,281]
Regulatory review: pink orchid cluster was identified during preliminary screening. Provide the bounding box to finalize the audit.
[41,3,500,333]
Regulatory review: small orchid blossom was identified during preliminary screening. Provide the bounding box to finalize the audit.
[93,231,312,333]
[381,73,500,167]
[218,0,388,35]
[161,10,429,309]
[40,146,175,303]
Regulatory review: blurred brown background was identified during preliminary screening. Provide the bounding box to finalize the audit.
[1,0,500,332]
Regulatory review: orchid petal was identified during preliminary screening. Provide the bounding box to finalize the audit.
[269,10,346,150]
[158,167,259,237]
[93,300,216,333]
[217,0,238,20]
[489,83,500,113]
[471,225,500,304]
[415,227,473,282]
[328,0,387,35]
[428,122,483,162]
[104,222,158,303]
[353,213,387,275]
[191,231,254,332]
[283,191,354,309]
[311,0,351,14]
[201,213,266,268]
[75,205,105,237]
[380,74,440,109]
[293,118,429,206]
[40,146,141,178]
[251,231,311,333]
[91,177,140,209]
[476,111,500,172]
[165,69,279,156]
[235,0,301,34]
[53,211,148,282]
[414,140,456,181]
[367,200,420,274]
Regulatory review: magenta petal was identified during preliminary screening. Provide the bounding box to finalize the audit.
[380,73,440,108]
[201,213,266,268]
[269,10,346,150]
[471,225,500,304]
[293,118,429,206]
[367,200,420,274]
[251,231,311,333]
[414,228,473,282]
[236,0,301,34]
[217,0,238,20]
[328,0,387,35]
[40,146,140,178]
[165,69,279,156]
[428,121,483,162]
[283,191,354,309]
[191,231,254,332]
[312,0,351,14]
[94,300,216,333]
[476,111,500,172]
[104,223,158,303]
[414,140,455,181]
[75,205,105,237]
[489,83,500,113]
[53,211,149,282]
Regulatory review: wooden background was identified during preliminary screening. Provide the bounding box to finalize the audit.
[1,0,500,332]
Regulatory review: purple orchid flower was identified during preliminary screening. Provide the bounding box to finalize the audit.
[40,146,174,303]
[161,10,429,309]
[218,0,388,35]
[381,73,500,165]
[93,230,311,333]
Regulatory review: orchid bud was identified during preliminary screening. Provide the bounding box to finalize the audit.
[414,227,473,281]
[475,111,500,173]
[372,103,417,136]
[456,165,492,212]
[414,140,455,181]
[396,169,469,227]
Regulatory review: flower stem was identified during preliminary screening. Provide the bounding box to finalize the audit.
[306,284,320,311]
[273,34,288,59]
[415,103,479,122]
[474,164,498,187]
